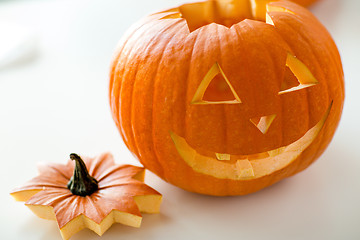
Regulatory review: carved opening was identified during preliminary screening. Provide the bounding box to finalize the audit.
[170,102,332,180]
[215,153,231,161]
[265,4,296,26]
[163,0,275,32]
[235,159,255,178]
[279,53,319,95]
[250,114,276,134]
[191,62,241,105]
[280,66,301,92]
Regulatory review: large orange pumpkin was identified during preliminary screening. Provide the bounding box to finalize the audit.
[109,0,344,196]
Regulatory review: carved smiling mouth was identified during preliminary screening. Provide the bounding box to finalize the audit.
[171,102,332,180]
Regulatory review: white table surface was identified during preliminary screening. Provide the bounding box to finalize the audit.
[0,0,359,239]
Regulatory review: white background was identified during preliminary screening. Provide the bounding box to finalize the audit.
[0,0,359,239]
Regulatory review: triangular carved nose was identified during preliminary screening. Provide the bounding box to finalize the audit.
[250,114,277,134]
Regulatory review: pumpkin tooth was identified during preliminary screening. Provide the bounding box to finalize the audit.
[215,153,231,161]
[235,160,255,179]
[267,147,286,157]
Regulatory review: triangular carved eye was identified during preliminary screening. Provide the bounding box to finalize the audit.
[191,63,242,105]
[279,53,319,95]
[250,114,276,134]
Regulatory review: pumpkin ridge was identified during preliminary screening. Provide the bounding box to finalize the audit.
[17,183,66,192]
[87,153,114,178]
[84,195,108,224]
[290,107,327,176]
[244,19,287,149]
[257,12,296,149]
[12,175,68,193]
[121,41,144,157]
[39,163,72,182]
[26,188,72,207]
[109,18,157,102]
[96,165,142,183]
[279,16,332,122]
[149,21,186,180]
[255,23,286,147]
[225,26,248,153]
[179,29,201,189]
[263,24,288,148]
[53,195,83,228]
[185,25,228,154]
[183,29,201,146]
[100,182,159,197]
[231,23,255,152]
[98,183,130,190]
[220,27,235,153]
[269,26,294,149]
[117,19,171,157]
[297,25,343,107]
[269,11,329,144]
[215,25,228,153]
[130,21,183,176]
[99,178,141,189]
[110,37,133,126]
[113,18,171,122]
[270,9,327,81]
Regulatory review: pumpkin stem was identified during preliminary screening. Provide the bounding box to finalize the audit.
[67,153,98,196]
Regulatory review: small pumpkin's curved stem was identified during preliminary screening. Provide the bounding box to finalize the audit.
[67,153,98,196]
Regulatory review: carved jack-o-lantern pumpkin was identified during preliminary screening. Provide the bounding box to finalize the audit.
[109,0,344,196]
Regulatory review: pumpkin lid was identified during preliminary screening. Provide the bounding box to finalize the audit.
[10,152,162,240]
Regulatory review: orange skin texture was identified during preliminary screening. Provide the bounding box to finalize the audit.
[109,1,344,196]
[11,153,161,236]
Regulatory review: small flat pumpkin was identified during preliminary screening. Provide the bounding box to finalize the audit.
[11,153,162,240]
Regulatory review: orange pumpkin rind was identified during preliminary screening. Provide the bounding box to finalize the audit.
[11,153,162,240]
